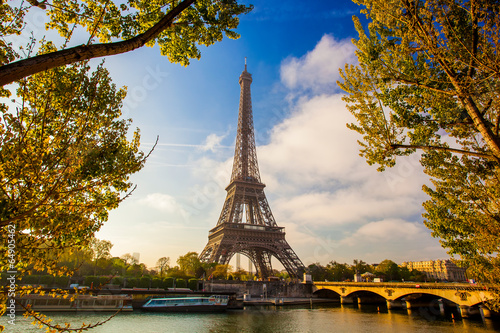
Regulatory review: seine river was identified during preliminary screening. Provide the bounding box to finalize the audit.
[3,304,500,332]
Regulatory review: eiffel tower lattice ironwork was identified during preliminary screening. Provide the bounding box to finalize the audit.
[199,63,305,279]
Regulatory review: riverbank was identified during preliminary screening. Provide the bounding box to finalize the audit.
[242,297,338,306]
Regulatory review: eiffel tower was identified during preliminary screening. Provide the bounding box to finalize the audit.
[199,62,305,279]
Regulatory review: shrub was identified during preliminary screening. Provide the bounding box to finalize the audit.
[139,277,151,288]
[163,277,174,289]
[175,279,186,288]
[151,278,162,289]
[53,276,70,288]
[39,275,54,286]
[125,278,138,288]
[112,277,124,287]
[188,279,198,291]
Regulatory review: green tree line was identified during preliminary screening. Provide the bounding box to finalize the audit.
[22,240,443,288]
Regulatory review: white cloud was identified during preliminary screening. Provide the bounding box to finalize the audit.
[200,133,227,152]
[258,93,428,196]
[280,34,357,93]
[274,189,423,227]
[251,35,445,265]
[139,193,186,215]
[340,219,425,246]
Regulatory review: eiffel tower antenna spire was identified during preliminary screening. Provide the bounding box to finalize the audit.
[199,65,305,279]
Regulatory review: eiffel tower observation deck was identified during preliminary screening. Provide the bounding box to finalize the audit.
[199,62,305,279]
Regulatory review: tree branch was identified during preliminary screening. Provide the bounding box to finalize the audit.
[387,75,456,96]
[390,143,498,161]
[0,0,196,86]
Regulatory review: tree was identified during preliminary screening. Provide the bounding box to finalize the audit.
[326,261,353,282]
[0,0,252,86]
[211,264,231,279]
[89,238,113,275]
[176,251,201,277]
[352,259,369,274]
[375,259,400,281]
[126,263,147,277]
[339,0,500,307]
[0,61,145,276]
[121,253,139,267]
[156,257,170,277]
[231,268,248,280]
[0,60,147,331]
[307,263,330,282]
[89,238,113,262]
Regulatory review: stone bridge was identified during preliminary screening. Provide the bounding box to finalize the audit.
[313,282,497,318]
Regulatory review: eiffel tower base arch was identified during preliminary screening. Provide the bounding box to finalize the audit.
[199,223,305,279]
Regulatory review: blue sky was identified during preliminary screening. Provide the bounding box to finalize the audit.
[74,0,451,269]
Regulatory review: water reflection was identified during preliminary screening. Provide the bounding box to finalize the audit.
[2,304,499,333]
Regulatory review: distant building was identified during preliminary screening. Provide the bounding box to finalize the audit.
[400,259,467,282]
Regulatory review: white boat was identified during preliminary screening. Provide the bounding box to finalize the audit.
[142,295,229,312]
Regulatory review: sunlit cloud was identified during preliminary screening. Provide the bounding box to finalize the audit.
[280,35,357,93]
[340,219,426,246]
[139,193,186,215]
[200,133,228,152]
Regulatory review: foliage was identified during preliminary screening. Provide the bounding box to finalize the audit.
[175,278,187,288]
[308,263,333,282]
[339,0,500,308]
[126,263,147,277]
[123,278,136,288]
[0,0,253,85]
[112,276,124,286]
[163,277,174,288]
[325,261,355,282]
[151,277,162,288]
[375,259,400,281]
[211,264,231,279]
[39,275,55,286]
[139,276,151,288]
[352,259,369,274]
[156,257,170,277]
[188,278,198,290]
[231,268,250,281]
[89,237,113,275]
[120,253,139,268]
[177,251,202,277]
[83,276,100,287]
[0,61,145,278]
[0,58,145,331]
[89,238,113,262]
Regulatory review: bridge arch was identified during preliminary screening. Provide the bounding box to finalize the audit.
[344,290,388,304]
[312,288,340,300]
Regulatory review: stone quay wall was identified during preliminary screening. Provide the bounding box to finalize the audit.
[203,280,313,298]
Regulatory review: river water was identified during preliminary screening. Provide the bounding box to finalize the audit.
[3,304,500,332]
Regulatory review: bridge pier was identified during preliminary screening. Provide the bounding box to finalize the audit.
[403,299,436,309]
[357,296,385,304]
[480,305,492,319]
[386,299,403,310]
[438,299,445,316]
[340,296,355,304]
[458,305,470,318]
